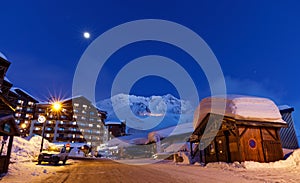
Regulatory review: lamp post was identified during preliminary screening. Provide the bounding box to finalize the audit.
[39,101,62,153]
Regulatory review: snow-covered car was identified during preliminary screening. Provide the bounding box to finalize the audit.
[38,146,71,165]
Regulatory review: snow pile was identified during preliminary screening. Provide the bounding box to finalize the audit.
[194,95,286,129]
[3,136,54,163]
[205,161,245,169]
[243,149,300,169]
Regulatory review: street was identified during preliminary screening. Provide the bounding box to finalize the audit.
[39,159,255,183]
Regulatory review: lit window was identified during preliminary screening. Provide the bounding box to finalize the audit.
[35,127,41,130]
[73,115,77,119]
[15,113,21,117]
[24,120,29,124]
[96,131,100,134]
[60,121,64,124]
[18,100,24,105]
[72,122,77,125]
[73,109,79,113]
[15,119,20,124]
[74,103,79,107]
[28,101,34,106]
[16,106,22,110]
[72,134,75,138]
[82,104,87,108]
[88,124,93,127]
[97,125,100,128]
[80,135,84,138]
[81,116,86,120]
[46,134,50,138]
[25,114,33,118]
[82,110,86,114]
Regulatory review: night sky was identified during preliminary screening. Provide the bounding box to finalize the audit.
[1,1,300,135]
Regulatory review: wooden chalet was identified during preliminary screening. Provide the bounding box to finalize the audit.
[190,95,287,164]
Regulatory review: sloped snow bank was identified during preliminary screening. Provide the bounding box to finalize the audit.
[243,149,300,169]
[3,136,54,163]
[204,149,300,170]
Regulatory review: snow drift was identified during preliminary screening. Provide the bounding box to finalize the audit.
[3,136,54,163]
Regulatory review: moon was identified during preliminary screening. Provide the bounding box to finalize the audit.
[83,32,90,39]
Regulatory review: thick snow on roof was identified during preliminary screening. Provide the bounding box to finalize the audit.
[0,51,7,60]
[11,87,38,102]
[278,105,294,111]
[193,95,286,129]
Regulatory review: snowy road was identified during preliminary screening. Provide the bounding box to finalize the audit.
[38,159,257,183]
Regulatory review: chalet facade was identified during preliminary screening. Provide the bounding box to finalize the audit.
[190,96,287,164]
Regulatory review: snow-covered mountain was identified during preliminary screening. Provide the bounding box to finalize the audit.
[96,94,195,133]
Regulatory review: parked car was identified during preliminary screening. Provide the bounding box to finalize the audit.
[38,146,71,165]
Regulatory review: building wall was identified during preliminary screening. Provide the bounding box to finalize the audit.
[29,96,107,148]
[279,108,299,149]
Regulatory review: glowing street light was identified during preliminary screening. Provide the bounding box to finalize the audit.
[39,101,62,153]
[52,102,62,111]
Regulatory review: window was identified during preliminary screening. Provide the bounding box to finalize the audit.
[82,110,86,114]
[59,128,64,131]
[18,100,24,105]
[90,111,95,115]
[24,120,29,124]
[88,124,93,127]
[72,134,75,138]
[16,106,22,110]
[15,113,21,117]
[35,127,41,131]
[96,125,100,128]
[46,134,50,138]
[60,121,64,124]
[72,121,77,125]
[74,103,79,107]
[28,101,34,106]
[82,104,87,108]
[25,114,33,118]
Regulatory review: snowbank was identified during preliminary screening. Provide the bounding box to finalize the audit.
[243,149,300,169]
[194,95,286,129]
[3,136,54,163]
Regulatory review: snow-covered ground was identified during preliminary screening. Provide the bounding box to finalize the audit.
[0,136,76,182]
[2,136,300,182]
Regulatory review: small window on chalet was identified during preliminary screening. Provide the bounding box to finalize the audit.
[28,101,34,106]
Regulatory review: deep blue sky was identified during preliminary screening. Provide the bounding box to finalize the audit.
[1,1,300,137]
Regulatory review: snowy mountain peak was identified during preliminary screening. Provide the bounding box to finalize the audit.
[96,94,194,132]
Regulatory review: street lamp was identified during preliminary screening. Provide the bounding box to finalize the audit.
[39,101,62,153]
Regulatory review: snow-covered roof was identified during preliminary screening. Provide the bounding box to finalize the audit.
[278,105,294,112]
[0,52,7,60]
[11,87,39,102]
[105,121,125,125]
[148,122,194,142]
[193,95,286,129]
[164,142,188,153]
[4,77,11,83]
